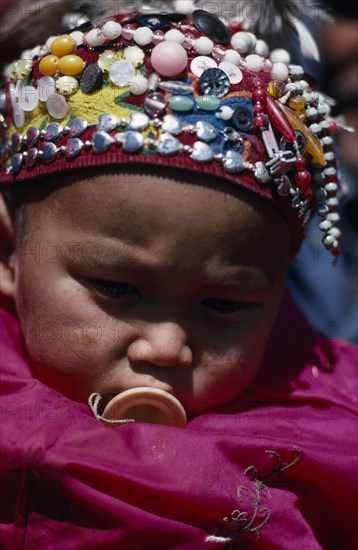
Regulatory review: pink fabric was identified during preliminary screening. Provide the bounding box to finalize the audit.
[0,294,357,549]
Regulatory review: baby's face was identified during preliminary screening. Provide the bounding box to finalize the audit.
[9,169,290,414]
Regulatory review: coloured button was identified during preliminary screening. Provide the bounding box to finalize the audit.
[46,93,69,119]
[80,63,103,93]
[56,76,79,95]
[58,55,84,76]
[199,68,230,98]
[137,14,170,31]
[50,35,76,57]
[192,9,231,45]
[39,55,60,76]
[98,50,117,72]
[232,105,254,132]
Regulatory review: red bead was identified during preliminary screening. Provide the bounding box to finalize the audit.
[252,78,263,88]
[295,170,311,191]
[329,121,337,134]
[295,156,307,169]
[252,88,265,102]
[254,115,265,128]
[253,102,264,114]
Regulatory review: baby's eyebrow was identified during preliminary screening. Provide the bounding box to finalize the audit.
[61,241,142,268]
[62,240,275,290]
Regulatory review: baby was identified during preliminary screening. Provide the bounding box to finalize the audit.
[0,1,357,548]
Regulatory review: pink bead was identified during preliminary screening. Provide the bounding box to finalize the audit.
[152,30,164,45]
[212,45,225,61]
[183,33,196,50]
[122,24,135,41]
[263,59,273,73]
[151,42,188,77]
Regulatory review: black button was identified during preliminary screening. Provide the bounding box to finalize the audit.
[232,106,254,132]
[199,68,230,98]
[80,63,103,93]
[192,10,231,45]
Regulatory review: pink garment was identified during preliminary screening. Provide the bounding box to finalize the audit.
[0,294,357,549]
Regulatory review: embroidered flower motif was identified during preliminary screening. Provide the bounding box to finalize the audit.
[205,447,302,545]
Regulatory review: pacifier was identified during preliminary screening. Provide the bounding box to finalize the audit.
[88,387,187,428]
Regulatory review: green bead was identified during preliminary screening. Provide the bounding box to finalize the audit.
[195,95,220,111]
[168,95,194,112]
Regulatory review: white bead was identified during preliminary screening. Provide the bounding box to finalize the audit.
[231,32,253,54]
[102,21,122,40]
[223,49,242,65]
[309,123,321,134]
[174,0,196,14]
[328,227,341,239]
[245,54,264,72]
[246,32,257,48]
[319,220,332,231]
[320,120,330,131]
[215,106,234,120]
[165,29,185,43]
[128,75,148,95]
[109,59,136,86]
[133,27,153,46]
[270,48,291,64]
[271,62,289,81]
[30,46,43,58]
[21,49,32,60]
[299,79,309,90]
[306,107,318,118]
[85,29,105,47]
[46,36,57,50]
[327,212,340,223]
[70,30,84,46]
[317,103,328,116]
[194,36,214,55]
[255,39,269,57]
[38,76,56,102]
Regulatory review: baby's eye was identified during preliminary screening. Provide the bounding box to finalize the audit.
[202,297,244,314]
[90,280,139,299]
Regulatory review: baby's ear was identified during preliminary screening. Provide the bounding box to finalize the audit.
[0,193,17,309]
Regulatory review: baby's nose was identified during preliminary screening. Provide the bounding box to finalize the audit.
[127,323,192,368]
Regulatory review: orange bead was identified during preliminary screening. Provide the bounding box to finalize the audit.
[39,55,59,76]
[50,35,76,57]
[58,55,84,76]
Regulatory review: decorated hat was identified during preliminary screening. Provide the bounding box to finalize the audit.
[0,0,343,254]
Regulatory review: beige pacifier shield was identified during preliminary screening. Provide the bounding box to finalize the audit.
[102,387,187,427]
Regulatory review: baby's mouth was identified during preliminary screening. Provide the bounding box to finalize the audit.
[88,387,187,428]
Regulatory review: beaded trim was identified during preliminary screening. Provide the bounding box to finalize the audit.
[0,10,342,254]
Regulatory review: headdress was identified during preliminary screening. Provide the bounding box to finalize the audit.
[0,0,343,254]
